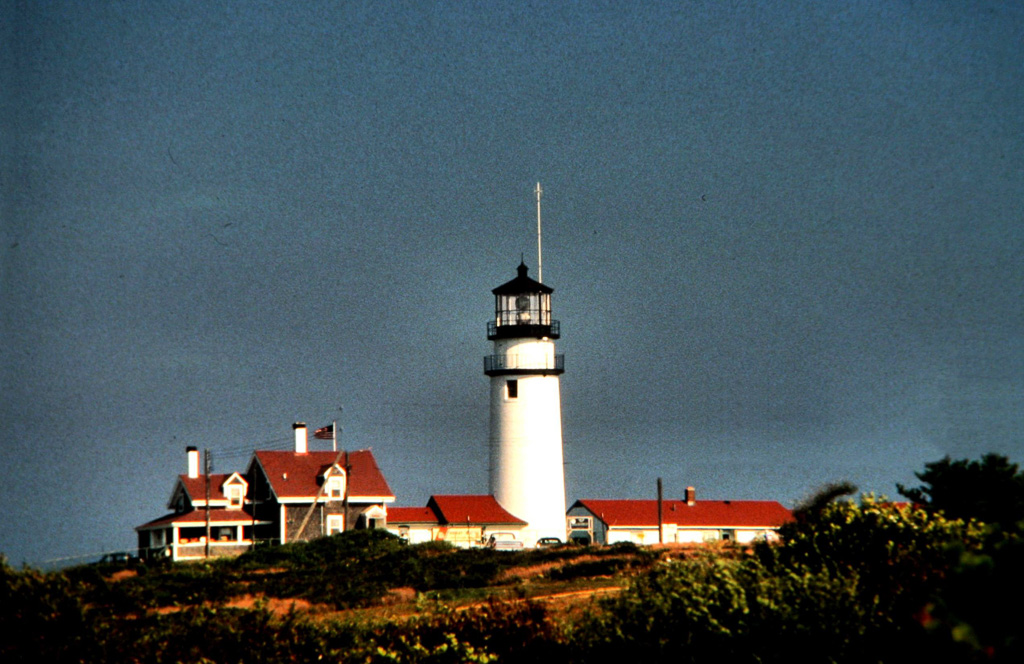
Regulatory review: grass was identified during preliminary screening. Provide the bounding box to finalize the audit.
[71,532,667,626]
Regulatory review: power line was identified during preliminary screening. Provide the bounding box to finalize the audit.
[217,436,291,456]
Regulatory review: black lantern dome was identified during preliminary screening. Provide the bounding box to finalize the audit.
[487,262,560,340]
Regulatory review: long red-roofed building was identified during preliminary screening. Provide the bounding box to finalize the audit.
[568,488,793,546]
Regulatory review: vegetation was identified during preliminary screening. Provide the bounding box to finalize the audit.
[4,454,1023,662]
[897,453,1024,528]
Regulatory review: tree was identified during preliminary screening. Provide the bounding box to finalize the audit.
[897,454,1024,527]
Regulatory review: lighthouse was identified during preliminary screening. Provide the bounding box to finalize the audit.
[485,262,567,546]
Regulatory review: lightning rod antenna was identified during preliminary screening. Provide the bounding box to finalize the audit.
[535,182,543,283]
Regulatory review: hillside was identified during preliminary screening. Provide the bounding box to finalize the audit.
[4,498,1022,663]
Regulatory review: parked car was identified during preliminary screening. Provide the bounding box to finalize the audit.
[536,537,564,548]
[96,552,136,565]
[486,532,524,551]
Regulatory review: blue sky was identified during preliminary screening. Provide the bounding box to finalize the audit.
[2,1,1022,566]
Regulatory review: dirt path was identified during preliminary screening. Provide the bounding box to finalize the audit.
[453,584,625,614]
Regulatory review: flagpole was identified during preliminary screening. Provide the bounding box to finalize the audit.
[332,420,337,452]
[536,182,543,283]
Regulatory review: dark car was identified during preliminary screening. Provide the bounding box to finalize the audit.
[97,552,136,565]
[536,537,563,548]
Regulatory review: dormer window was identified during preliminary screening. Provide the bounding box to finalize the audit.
[326,475,344,500]
[221,473,249,510]
[323,465,346,501]
[227,484,244,508]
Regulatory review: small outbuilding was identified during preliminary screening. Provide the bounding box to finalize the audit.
[387,494,527,547]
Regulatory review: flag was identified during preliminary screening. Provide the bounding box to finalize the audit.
[314,424,335,440]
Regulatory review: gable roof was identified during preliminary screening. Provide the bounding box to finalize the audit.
[175,474,232,503]
[387,506,440,524]
[427,494,527,525]
[572,499,793,529]
[253,449,393,501]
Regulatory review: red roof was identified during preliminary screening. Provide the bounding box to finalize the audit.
[253,450,393,500]
[573,499,793,529]
[137,508,270,530]
[427,495,527,525]
[177,474,232,501]
[387,506,440,524]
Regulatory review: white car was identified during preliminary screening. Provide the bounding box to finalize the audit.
[486,532,524,551]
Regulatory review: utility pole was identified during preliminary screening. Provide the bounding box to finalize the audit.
[657,477,663,545]
[250,458,257,551]
[342,450,350,531]
[204,450,211,558]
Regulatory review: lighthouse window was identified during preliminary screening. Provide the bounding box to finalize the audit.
[506,380,518,399]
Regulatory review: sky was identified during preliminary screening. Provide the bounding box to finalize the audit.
[2,1,1022,567]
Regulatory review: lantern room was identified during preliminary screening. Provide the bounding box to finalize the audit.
[487,262,560,340]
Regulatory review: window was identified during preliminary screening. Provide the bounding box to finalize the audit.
[568,516,592,530]
[226,485,244,508]
[326,475,345,500]
[326,514,344,535]
[506,379,518,399]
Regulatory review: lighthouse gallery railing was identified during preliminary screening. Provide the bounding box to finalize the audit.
[484,354,565,375]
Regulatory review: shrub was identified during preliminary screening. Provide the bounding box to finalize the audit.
[570,553,868,663]
[547,556,633,581]
[757,494,986,660]
[0,559,96,664]
[921,523,1024,662]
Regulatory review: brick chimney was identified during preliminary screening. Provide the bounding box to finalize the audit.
[293,422,308,454]
[186,446,200,479]
[685,486,696,506]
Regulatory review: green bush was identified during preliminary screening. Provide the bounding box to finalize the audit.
[760,495,984,622]
[0,559,95,664]
[570,553,869,663]
[234,531,516,608]
[370,600,564,664]
[920,523,1024,662]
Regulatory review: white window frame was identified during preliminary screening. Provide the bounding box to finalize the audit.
[226,484,244,508]
[568,515,592,530]
[325,470,345,501]
[326,514,344,535]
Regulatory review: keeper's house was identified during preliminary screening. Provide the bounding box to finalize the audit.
[136,423,394,561]
[567,487,793,546]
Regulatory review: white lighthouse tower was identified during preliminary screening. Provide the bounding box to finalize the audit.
[485,262,566,546]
